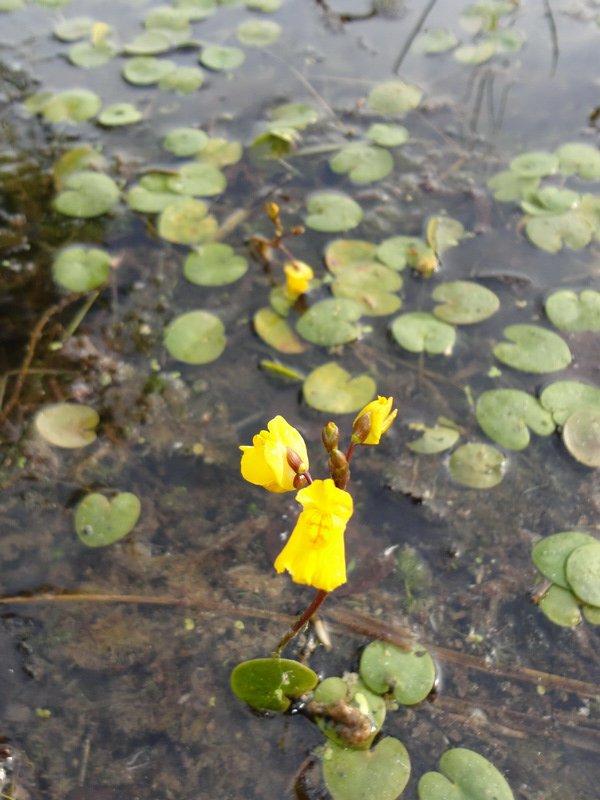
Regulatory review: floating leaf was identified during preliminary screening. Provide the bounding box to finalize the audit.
[325,239,378,273]
[526,210,593,253]
[259,360,305,382]
[253,308,306,353]
[426,216,467,255]
[98,102,142,126]
[565,541,600,606]
[303,362,376,414]
[359,641,436,705]
[162,127,208,156]
[53,171,120,218]
[200,43,245,70]
[510,151,559,178]
[0,0,24,9]
[476,389,555,450]
[75,492,141,547]
[269,102,318,130]
[53,145,106,189]
[432,281,499,324]
[376,236,435,274]
[366,123,409,147]
[538,584,582,628]
[123,56,176,85]
[54,17,94,41]
[562,408,600,467]
[159,65,205,93]
[172,0,216,21]
[197,137,242,166]
[545,289,600,332]
[583,605,600,624]
[532,531,597,589]
[144,5,191,31]
[540,381,600,426]
[415,28,458,54]
[313,676,385,749]
[35,403,99,448]
[487,170,539,202]
[168,162,226,196]
[391,312,455,355]
[230,657,318,713]
[407,422,460,454]
[418,748,514,800]
[124,30,173,55]
[454,40,496,64]
[491,28,524,52]
[448,443,505,489]
[157,198,210,244]
[520,186,580,216]
[305,192,363,233]
[52,246,111,292]
[493,324,571,373]
[297,298,363,346]
[126,173,180,213]
[556,142,600,180]
[69,40,117,68]
[246,0,282,10]
[164,310,225,364]
[323,738,410,800]
[368,80,422,115]
[329,144,394,184]
[236,19,281,45]
[30,89,101,123]
[184,243,247,286]
[332,273,402,316]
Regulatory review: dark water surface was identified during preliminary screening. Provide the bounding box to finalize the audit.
[0,0,599,798]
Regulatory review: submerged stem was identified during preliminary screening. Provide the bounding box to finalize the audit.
[275,588,328,655]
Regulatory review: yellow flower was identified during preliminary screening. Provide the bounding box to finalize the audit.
[353,396,397,445]
[240,415,308,493]
[284,261,314,296]
[274,479,353,592]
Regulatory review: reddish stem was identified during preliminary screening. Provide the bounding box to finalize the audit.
[275,588,328,655]
[345,441,356,463]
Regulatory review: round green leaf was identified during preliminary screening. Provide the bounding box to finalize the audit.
[305,192,363,233]
[35,403,99,448]
[532,531,597,588]
[565,541,600,606]
[521,186,580,216]
[426,215,467,255]
[269,102,318,130]
[172,0,216,21]
[168,162,225,196]
[236,19,281,45]
[432,281,499,324]
[37,89,101,122]
[253,307,306,353]
[487,170,539,202]
[53,171,120,218]
[545,289,600,332]
[124,30,173,55]
[368,80,422,115]
[563,408,600,467]
[323,738,410,800]
[196,137,242,166]
[296,298,363,346]
[538,584,582,628]
[526,210,593,253]
[52,246,111,292]
[159,65,205,93]
[418,748,514,800]
[0,0,24,9]
[583,604,600,624]
[200,44,245,70]
[325,239,378,273]
[54,17,94,41]
[510,151,559,178]
[476,389,555,450]
[126,173,180,213]
[376,236,425,271]
[407,422,460,454]
[415,27,458,54]
[493,324,571,373]
[157,198,211,244]
[184,243,247,286]
[303,362,376,414]
[329,144,394,184]
[230,657,318,713]
[359,641,436,705]
[314,676,386,749]
[366,123,409,147]
[75,492,141,547]
[331,262,402,316]
[454,40,496,63]
[540,380,600,426]
[246,0,282,10]
[391,312,455,355]
[164,310,225,364]
[69,41,117,68]
[144,5,191,30]
[123,56,176,85]
[98,102,142,126]
[162,127,208,156]
[448,443,505,489]
[556,142,600,180]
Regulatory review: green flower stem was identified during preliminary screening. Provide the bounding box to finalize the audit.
[275,588,328,655]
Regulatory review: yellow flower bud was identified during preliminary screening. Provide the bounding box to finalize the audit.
[284,261,314,296]
[274,479,353,592]
[240,416,309,492]
[352,396,397,445]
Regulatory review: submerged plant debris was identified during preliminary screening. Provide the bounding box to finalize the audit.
[0,0,600,798]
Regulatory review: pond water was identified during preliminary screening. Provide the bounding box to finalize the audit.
[1,0,600,798]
